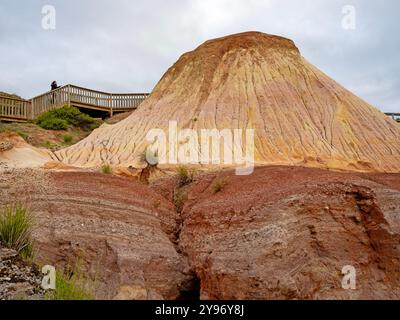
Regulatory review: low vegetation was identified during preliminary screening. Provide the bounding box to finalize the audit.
[1,106,102,151]
[35,106,100,131]
[0,203,94,300]
[0,122,94,151]
[101,164,112,174]
[63,134,73,144]
[0,204,34,259]
[173,189,188,213]
[46,268,94,301]
[176,166,194,187]
[16,130,29,141]
[212,178,228,194]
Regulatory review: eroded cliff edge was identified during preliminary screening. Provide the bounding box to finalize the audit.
[1,167,399,300]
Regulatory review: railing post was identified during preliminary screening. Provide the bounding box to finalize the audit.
[67,85,71,108]
[28,100,33,120]
[109,94,113,117]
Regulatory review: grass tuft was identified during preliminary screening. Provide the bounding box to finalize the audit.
[173,190,187,213]
[63,134,73,144]
[16,130,29,141]
[0,204,34,259]
[46,267,94,300]
[101,164,112,174]
[176,166,194,187]
[211,178,228,194]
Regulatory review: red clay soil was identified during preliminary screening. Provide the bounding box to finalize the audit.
[0,169,192,300]
[1,166,400,300]
[153,166,400,299]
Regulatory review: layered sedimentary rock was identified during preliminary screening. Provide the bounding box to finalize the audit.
[0,169,192,300]
[57,31,400,172]
[175,167,400,299]
[1,167,399,299]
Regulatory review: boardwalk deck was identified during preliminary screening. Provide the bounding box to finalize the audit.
[385,113,400,123]
[0,84,149,122]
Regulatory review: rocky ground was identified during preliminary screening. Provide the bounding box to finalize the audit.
[171,167,400,299]
[0,166,399,300]
[0,246,45,300]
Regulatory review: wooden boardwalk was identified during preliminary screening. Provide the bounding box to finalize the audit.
[0,84,150,122]
[386,113,400,123]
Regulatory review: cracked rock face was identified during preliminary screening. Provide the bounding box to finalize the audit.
[174,166,400,299]
[0,169,192,300]
[1,167,400,300]
[56,31,400,172]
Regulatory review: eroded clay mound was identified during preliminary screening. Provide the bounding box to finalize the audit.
[0,132,55,170]
[57,31,400,172]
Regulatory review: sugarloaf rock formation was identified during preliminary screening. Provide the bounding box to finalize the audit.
[56,32,400,172]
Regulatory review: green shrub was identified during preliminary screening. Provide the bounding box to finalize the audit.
[63,134,73,144]
[36,106,100,131]
[212,178,228,194]
[0,204,34,259]
[101,164,112,174]
[38,118,69,130]
[176,166,194,187]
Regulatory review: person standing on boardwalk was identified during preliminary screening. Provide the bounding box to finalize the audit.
[51,81,59,104]
[51,81,59,91]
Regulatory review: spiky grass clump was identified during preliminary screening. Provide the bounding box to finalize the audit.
[176,166,194,187]
[46,270,94,301]
[211,178,228,194]
[101,164,112,174]
[173,189,188,213]
[0,204,34,259]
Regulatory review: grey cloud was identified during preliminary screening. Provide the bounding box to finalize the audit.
[0,0,399,112]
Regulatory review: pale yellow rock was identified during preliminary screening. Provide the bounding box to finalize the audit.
[56,32,400,173]
[113,284,148,300]
[0,132,55,170]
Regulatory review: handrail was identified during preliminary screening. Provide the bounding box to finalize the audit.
[0,96,30,120]
[0,95,29,103]
[30,84,150,98]
[28,85,69,101]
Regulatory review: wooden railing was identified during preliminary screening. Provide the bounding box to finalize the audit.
[385,113,400,123]
[1,84,150,121]
[0,96,31,121]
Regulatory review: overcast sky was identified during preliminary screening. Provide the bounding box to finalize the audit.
[0,0,399,112]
